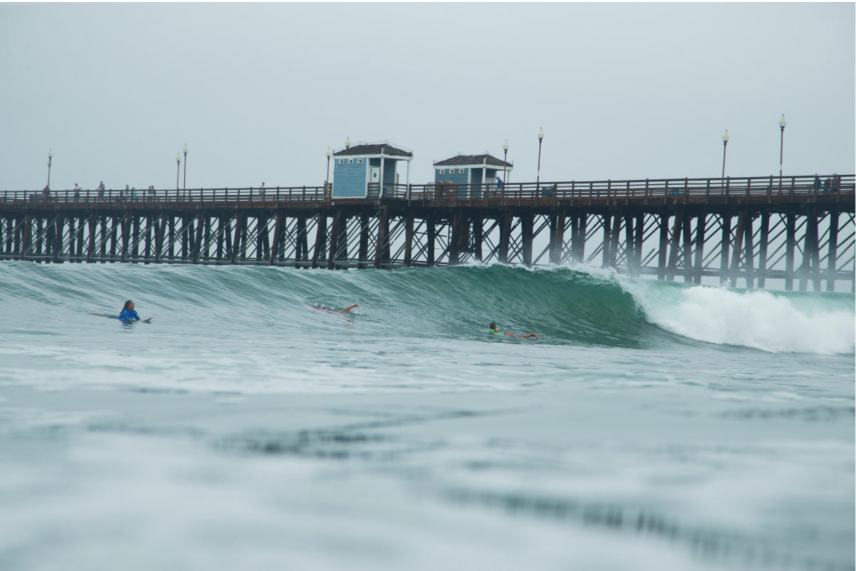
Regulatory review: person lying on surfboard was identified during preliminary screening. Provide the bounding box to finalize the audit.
[309,303,359,313]
[118,300,140,321]
[489,321,538,339]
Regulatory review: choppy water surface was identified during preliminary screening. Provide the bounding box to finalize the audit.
[0,262,853,570]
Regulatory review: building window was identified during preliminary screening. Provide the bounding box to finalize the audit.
[439,169,445,174]
[358,159,363,164]
[459,169,465,174]
[348,159,353,164]
[338,160,343,164]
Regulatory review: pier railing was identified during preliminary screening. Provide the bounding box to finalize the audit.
[2,175,852,207]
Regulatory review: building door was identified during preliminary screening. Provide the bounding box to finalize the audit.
[369,167,380,197]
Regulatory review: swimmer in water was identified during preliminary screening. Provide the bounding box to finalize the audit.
[117,300,140,321]
[489,321,538,339]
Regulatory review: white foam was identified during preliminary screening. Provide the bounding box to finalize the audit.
[629,283,855,355]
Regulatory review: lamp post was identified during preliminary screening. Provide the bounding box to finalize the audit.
[326,147,332,185]
[721,130,729,187]
[345,136,351,150]
[778,114,786,193]
[176,153,181,192]
[536,127,544,191]
[46,149,53,189]
[502,139,509,191]
[182,143,188,195]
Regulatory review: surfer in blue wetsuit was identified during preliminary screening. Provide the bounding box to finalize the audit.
[489,322,538,339]
[117,300,140,321]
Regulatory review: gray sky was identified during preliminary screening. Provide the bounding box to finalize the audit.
[1,2,853,191]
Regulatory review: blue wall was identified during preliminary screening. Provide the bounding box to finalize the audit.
[333,159,368,198]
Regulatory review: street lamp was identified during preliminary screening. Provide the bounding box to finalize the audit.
[536,127,544,191]
[176,153,181,191]
[502,140,509,191]
[46,149,53,190]
[182,143,188,194]
[345,136,351,150]
[778,114,786,193]
[721,130,729,183]
[326,147,332,186]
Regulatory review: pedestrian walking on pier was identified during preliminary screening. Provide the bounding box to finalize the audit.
[260,182,266,200]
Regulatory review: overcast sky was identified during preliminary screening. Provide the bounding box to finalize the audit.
[1,2,853,191]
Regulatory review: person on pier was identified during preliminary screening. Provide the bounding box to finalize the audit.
[489,322,538,339]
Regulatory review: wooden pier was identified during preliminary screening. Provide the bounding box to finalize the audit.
[2,174,854,291]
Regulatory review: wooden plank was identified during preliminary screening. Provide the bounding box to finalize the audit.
[693,214,705,284]
[827,211,839,292]
[757,213,769,288]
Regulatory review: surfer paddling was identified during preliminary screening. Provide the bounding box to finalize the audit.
[489,322,538,339]
[118,300,140,321]
[309,303,359,313]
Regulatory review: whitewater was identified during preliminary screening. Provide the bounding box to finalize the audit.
[0,261,853,571]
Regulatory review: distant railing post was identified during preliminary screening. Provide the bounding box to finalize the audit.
[767,175,773,201]
[302,186,306,203]
[645,179,650,198]
[705,178,710,198]
[746,178,751,198]
[725,177,730,200]
[790,177,796,200]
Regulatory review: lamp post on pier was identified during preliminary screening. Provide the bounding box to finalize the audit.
[46,149,53,190]
[325,147,332,198]
[721,130,729,189]
[182,143,188,196]
[176,153,181,192]
[345,136,350,150]
[778,114,786,193]
[502,139,509,191]
[536,127,544,192]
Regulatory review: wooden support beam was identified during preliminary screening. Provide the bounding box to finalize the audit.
[757,213,769,289]
[743,215,754,289]
[570,215,580,263]
[693,215,706,285]
[373,208,388,269]
[132,215,141,260]
[666,214,682,281]
[522,214,534,267]
[297,215,309,267]
[311,213,328,269]
[827,211,839,292]
[168,215,175,260]
[681,213,692,283]
[449,212,463,265]
[120,216,130,263]
[327,210,342,270]
[99,215,107,262]
[154,215,167,264]
[550,213,564,265]
[192,214,205,264]
[624,215,635,275]
[601,214,612,268]
[203,216,212,263]
[473,214,483,262]
[576,214,587,263]
[270,211,284,266]
[426,214,436,266]
[218,216,227,262]
[87,215,96,263]
[358,214,369,269]
[404,214,414,267]
[231,214,245,264]
[785,213,795,291]
[719,215,731,286]
[609,214,621,268]
[729,214,746,288]
[498,213,511,264]
[52,216,64,263]
[657,214,669,280]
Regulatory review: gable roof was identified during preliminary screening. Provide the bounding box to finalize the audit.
[434,154,512,168]
[334,143,412,158]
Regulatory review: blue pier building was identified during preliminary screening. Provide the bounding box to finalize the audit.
[332,141,413,199]
[433,154,514,198]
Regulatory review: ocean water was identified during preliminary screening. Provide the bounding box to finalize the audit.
[0,261,853,571]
